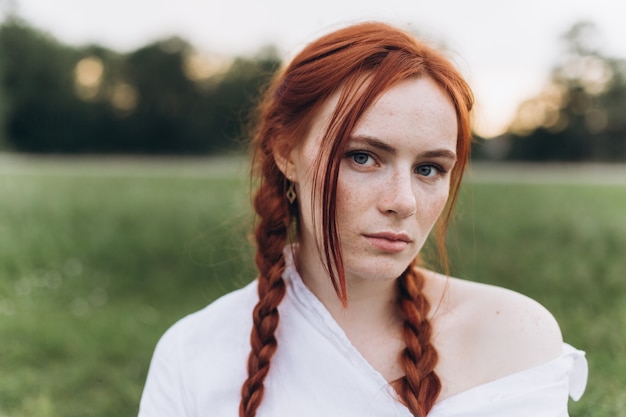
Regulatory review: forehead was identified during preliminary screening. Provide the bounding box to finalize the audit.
[355,77,458,149]
[304,76,458,153]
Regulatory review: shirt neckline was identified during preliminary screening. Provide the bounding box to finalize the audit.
[280,245,585,412]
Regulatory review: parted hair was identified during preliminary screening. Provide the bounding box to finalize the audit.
[241,21,474,417]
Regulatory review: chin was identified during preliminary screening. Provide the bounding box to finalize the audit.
[344,254,414,282]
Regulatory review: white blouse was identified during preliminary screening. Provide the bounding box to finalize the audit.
[138,250,587,417]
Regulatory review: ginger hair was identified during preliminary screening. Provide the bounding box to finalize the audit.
[241,21,473,417]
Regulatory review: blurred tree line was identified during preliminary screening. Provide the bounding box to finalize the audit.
[0,15,624,159]
[475,21,626,162]
[0,16,279,153]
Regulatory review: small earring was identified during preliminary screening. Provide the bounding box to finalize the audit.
[286,182,297,204]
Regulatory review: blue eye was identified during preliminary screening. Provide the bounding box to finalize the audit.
[416,164,439,177]
[351,152,373,165]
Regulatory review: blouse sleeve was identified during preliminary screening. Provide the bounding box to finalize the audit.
[567,344,588,401]
[428,343,588,417]
[138,324,194,417]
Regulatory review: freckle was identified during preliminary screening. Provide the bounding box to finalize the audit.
[496,310,500,315]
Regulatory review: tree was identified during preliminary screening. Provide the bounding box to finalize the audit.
[0,17,280,154]
[504,21,626,161]
[196,47,281,152]
[0,17,85,152]
[0,36,6,148]
[115,37,205,153]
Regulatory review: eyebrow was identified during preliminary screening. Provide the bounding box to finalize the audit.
[349,135,457,161]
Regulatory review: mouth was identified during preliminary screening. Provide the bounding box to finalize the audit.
[363,232,412,253]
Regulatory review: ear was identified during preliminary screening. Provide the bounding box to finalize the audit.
[273,146,297,182]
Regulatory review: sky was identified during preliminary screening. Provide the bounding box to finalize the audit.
[7,0,626,137]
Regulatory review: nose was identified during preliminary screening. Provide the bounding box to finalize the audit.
[378,170,417,218]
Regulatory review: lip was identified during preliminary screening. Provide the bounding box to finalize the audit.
[363,231,412,253]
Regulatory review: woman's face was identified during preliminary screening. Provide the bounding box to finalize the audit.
[287,76,458,285]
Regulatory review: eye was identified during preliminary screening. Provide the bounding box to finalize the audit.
[415,164,440,177]
[349,152,375,166]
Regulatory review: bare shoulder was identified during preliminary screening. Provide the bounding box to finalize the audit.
[420,269,563,396]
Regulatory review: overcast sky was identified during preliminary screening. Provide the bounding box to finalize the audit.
[7,0,626,137]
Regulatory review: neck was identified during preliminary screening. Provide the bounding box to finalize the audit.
[294,245,402,332]
[294,244,406,383]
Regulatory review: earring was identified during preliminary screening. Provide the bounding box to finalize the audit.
[286,182,297,204]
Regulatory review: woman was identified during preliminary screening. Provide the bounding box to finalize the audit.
[138,21,587,417]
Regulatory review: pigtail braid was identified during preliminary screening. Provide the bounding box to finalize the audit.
[239,176,290,417]
[393,265,441,417]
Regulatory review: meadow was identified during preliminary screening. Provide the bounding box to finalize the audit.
[0,155,624,417]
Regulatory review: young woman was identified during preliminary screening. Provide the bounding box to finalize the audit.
[138,21,587,417]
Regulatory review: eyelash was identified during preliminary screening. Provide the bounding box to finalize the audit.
[346,151,446,177]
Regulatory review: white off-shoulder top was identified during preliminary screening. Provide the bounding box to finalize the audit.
[139,250,587,417]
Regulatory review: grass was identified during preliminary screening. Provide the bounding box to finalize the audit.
[0,156,624,416]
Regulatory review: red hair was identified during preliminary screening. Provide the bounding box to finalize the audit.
[242,21,473,417]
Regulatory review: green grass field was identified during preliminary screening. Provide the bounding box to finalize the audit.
[0,156,624,416]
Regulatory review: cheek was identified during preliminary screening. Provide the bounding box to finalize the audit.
[421,185,451,222]
[335,175,370,219]
[332,185,348,226]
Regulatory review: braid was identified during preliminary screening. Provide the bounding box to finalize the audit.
[393,264,441,417]
[239,174,290,417]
